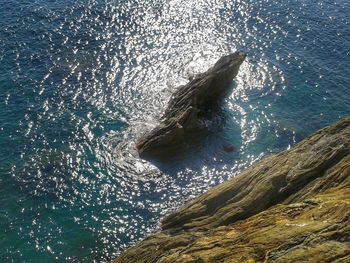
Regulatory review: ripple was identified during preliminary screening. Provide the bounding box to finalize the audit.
[0,0,349,262]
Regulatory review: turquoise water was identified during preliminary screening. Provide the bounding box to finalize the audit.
[1,0,349,261]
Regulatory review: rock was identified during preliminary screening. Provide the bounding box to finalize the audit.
[136,52,246,159]
[223,144,235,153]
[114,117,350,263]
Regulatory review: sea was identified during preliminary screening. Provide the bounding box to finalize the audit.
[0,0,349,262]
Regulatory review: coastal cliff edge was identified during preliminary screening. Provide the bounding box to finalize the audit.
[115,117,350,262]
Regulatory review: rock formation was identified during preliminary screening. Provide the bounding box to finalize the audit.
[115,117,350,263]
[136,52,246,159]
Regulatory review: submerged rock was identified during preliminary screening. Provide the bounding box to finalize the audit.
[136,52,246,159]
[223,144,235,153]
[115,117,350,263]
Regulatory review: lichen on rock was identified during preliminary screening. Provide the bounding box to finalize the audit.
[115,117,350,263]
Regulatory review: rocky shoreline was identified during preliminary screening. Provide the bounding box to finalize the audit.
[115,117,350,262]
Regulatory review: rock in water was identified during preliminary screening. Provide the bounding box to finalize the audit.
[136,52,246,159]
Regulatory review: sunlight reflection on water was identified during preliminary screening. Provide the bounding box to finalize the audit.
[1,0,349,261]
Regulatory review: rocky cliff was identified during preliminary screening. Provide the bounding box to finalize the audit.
[115,117,350,263]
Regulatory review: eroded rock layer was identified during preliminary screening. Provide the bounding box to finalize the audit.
[115,117,350,263]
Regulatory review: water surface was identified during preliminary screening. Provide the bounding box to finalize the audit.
[0,0,349,261]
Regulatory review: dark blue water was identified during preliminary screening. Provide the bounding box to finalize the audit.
[1,0,349,261]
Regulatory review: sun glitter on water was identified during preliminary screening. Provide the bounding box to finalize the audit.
[0,0,349,262]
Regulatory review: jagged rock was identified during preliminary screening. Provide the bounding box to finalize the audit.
[136,52,246,159]
[115,117,350,263]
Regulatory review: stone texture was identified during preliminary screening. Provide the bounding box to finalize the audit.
[115,117,350,263]
[136,52,246,159]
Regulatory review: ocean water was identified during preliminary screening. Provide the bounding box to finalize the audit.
[0,0,349,261]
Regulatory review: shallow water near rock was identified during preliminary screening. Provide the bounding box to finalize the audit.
[0,0,349,262]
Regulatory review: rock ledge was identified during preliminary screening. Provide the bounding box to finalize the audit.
[115,117,350,263]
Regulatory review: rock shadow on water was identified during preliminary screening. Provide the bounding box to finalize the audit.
[141,104,243,176]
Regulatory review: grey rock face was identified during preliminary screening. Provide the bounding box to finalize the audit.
[137,52,246,159]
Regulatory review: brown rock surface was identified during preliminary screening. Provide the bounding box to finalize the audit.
[115,117,350,263]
